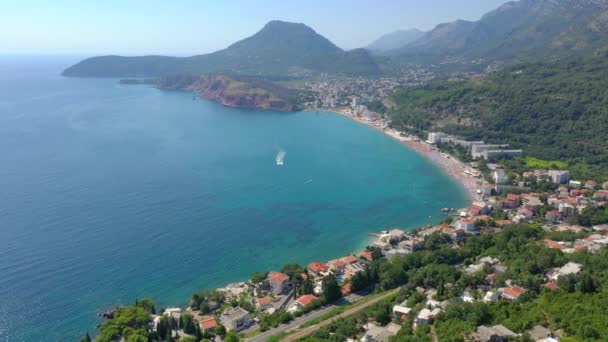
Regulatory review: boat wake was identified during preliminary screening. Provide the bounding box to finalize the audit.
[276,150,286,166]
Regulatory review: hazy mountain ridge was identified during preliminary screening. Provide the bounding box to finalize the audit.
[62,21,380,78]
[366,29,424,52]
[385,0,608,63]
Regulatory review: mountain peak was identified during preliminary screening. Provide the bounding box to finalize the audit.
[262,20,310,30]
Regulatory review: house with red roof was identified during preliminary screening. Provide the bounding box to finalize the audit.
[341,255,358,265]
[307,262,329,276]
[470,203,490,216]
[267,271,290,294]
[496,220,512,227]
[585,180,598,189]
[199,316,218,333]
[544,239,564,251]
[543,281,560,291]
[288,294,319,313]
[501,286,528,300]
[328,259,346,273]
[359,251,373,262]
[341,283,352,296]
[256,297,272,310]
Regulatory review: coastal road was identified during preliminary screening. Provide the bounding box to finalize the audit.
[248,288,398,342]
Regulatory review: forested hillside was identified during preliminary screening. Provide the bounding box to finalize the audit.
[62,21,380,78]
[388,54,608,177]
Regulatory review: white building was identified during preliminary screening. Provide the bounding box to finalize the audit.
[483,291,500,303]
[220,307,250,332]
[549,170,570,184]
[493,168,509,184]
[427,132,446,144]
[558,203,576,217]
[416,308,441,325]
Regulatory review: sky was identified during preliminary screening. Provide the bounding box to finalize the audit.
[1,0,510,56]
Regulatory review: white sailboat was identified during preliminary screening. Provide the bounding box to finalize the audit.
[276,151,286,166]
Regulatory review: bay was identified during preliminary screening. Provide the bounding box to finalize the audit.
[0,56,468,341]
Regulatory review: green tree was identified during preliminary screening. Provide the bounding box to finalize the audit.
[322,275,342,302]
[250,272,267,283]
[181,313,196,334]
[214,325,226,337]
[225,331,240,342]
[180,337,198,342]
[80,332,92,342]
[199,302,210,314]
[300,278,314,295]
[136,298,156,314]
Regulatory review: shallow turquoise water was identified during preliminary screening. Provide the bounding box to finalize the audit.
[0,56,468,341]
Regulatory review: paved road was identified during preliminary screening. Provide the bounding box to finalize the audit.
[281,289,399,342]
[248,289,396,342]
[247,291,370,342]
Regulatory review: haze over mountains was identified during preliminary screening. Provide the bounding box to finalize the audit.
[64,0,608,78]
[63,21,380,78]
[365,29,424,53]
[384,0,608,63]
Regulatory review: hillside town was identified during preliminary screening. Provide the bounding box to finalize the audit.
[299,68,436,109]
[91,107,608,342]
[98,154,608,342]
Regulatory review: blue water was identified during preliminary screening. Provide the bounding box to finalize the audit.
[0,56,468,341]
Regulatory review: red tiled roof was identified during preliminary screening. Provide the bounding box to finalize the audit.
[268,271,289,283]
[331,260,346,268]
[497,220,512,226]
[341,255,358,264]
[487,273,497,279]
[257,297,272,306]
[300,272,308,280]
[360,251,373,262]
[200,317,218,330]
[296,294,318,306]
[341,283,352,296]
[502,286,527,299]
[543,281,560,291]
[544,239,564,250]
[308,262,329,273]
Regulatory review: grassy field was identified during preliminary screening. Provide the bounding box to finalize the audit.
[524,157,568,170]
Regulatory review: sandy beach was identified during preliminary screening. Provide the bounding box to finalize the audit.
[329,108,481,203]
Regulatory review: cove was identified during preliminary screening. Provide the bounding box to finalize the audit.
[0,57,468,341]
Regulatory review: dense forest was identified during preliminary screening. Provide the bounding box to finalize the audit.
[388,54,608,178]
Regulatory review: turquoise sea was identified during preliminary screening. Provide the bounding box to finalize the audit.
[0,56,468,341]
